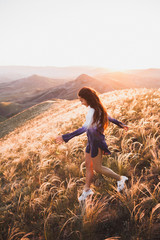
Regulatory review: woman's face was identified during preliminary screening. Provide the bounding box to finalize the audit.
[78,96,88,107]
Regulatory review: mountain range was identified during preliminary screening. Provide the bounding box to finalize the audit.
[17,74,114,108]
[0,74,67,102]
[0,67,160,121]
[0,65,111,82]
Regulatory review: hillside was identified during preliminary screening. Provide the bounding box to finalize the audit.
[0,102,24,119]
[0,88,160,240]
[18,74,113,107]
[0,75,67,102]
[0,115,6,122]
[96,71,160,88]
[0,100,62,139]
[126,68,160,78]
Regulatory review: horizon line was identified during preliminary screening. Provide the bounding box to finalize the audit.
[0,65,160,71]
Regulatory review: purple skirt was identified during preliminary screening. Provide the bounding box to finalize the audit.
[85,127,111,158]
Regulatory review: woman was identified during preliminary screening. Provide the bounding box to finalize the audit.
[56,87,128,201]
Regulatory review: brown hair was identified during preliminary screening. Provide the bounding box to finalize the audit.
[78,87,108,130]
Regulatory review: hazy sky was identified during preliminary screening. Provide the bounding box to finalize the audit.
[0,0,160,70]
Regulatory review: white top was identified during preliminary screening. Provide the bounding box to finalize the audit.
[83,106,95,129]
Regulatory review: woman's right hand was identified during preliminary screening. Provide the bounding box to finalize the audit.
[123,125,129,131]
[55,135,64,144]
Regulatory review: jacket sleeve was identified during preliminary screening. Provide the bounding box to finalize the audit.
[62,126,87,143]
[62,107,95,143]
[108,115,125,128]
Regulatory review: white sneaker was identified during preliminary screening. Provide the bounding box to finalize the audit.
[78,189,94,201]
[117,176,128,192]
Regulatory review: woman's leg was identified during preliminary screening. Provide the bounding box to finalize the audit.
[84,152,94,191]
[91,148,121,181]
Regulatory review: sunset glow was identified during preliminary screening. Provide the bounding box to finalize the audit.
[0,0,160,70]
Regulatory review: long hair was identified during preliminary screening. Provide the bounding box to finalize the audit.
[78,87,108,130]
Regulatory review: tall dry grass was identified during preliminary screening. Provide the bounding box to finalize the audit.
[0,88,160,240]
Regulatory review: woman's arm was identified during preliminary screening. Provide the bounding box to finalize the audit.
[56,127,87,143]
[56,107,95,143]
[108,114,128,130]
[62,126,87,143]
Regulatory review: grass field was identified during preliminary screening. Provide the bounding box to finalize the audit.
[0,88,160,240]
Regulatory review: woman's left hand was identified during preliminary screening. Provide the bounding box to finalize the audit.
[55,135,64,144]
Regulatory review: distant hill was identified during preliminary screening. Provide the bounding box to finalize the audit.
[0,65,111,82]
[0,74,67,102]
[126,68,160,78]
[1,73,113,118]
[18,74,114,107]
[0,100,59,138]
[0,102,24,118]
[18,70,160,109]
[0,66,160,83]
[96,71,160,88]
[0,115,6,122]
[0,76,11,83]
[95,72,137,88]
[7,74,63,89]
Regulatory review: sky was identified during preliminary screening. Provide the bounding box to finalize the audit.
[0,0,160,70]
